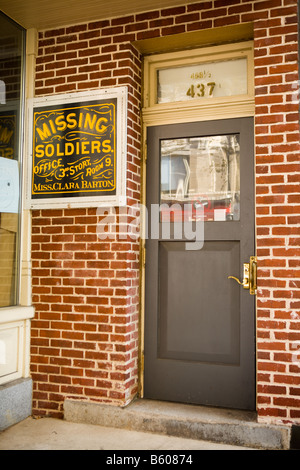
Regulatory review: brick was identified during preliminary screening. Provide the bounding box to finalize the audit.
[270,6,298,18]
[256,216,286,225]
[161,6,186,16]
[161,25,186,36]
[272,184,300,194]
[202,7,227,19]
[175,13,199,24]
[113,33,136,44]
[254,0,282,11]
[150,18,174,28]
[258,384,287,395]
[228,3,253,15]
[135,11,159,21]
[187,2,212,12]
[125,21,148,32]
[44,28,65,38]
[88,20,110,30]
[214,15,240,27]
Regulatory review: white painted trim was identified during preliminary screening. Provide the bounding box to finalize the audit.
[143,97,255,126]
[0,306,35,324]
[20,28,38,307]
[143,41,254,110]
[0,307,34,384]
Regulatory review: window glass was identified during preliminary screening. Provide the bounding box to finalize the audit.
[160,134,240,222]
[157,58,247,104]
[0,13,25,307]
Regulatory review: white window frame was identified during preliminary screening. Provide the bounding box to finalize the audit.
[143,41,254,126]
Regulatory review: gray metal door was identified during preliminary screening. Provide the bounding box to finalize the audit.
[144,118,256,410]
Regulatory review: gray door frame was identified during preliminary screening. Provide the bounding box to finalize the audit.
[144,117,256,411]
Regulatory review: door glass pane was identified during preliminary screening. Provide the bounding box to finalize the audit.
[160,134,240,222]
[0,13,25,306]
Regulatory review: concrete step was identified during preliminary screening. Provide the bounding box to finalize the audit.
[64,398,291,450]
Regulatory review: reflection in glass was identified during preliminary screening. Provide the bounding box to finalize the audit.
[160,135,240,222]
[0,13,25,306]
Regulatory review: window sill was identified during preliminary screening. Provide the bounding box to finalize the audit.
[0,306,35,324]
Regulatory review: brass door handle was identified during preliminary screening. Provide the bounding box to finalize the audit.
[228,256,257,295]
[228,275,247,286]
[228,262,250,289]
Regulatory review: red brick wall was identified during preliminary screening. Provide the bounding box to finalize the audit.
[253,2,300,424]
[31,0,300,425]
[32,39,142,416]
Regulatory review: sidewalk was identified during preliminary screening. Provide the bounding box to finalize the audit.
[0,416,253,451]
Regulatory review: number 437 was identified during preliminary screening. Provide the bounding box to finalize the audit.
[187,82,216,98]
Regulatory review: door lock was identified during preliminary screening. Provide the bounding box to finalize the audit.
[228,256,257,295]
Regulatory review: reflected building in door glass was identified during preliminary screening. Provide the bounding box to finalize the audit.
[160,134,240,222]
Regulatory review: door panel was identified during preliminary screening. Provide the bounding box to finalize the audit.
[159,241,240,364]
[144,118,255,410]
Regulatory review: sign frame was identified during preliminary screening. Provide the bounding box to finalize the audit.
[25,87,127,209]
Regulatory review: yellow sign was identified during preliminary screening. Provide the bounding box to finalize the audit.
[32,100,116,199]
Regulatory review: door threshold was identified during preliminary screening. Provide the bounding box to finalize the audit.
[64,398,291,450]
